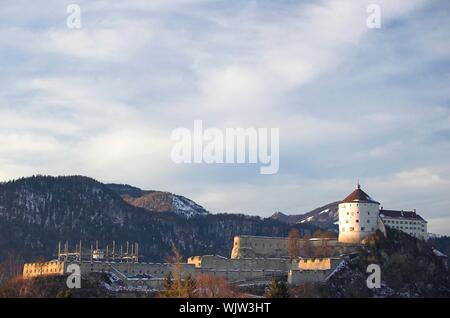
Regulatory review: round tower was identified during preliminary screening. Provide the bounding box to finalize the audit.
[338,184,381,243]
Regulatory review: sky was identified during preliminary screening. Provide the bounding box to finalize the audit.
[0,0,449,234]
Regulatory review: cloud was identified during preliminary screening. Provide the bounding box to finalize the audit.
[0,0,449,234]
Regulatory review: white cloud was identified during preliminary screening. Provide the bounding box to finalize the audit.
[0,0,449,232]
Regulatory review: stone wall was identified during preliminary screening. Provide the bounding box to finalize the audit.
[189,255,292,272]
[288,269,332,284]
[288,258,343,285]
[23,260,65,278]
[231,235,359,259]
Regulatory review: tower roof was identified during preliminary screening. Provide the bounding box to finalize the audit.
[341,184,380,204]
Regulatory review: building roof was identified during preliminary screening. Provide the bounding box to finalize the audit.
[341,184,380,204]
[379,209,426,222]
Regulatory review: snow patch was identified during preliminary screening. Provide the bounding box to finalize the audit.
[433,248,447,258]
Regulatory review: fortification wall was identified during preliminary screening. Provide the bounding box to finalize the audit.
[188,255,292,271]
[287,269,331,284]
[23,260,65,278]
[231,235,345,259]
[296,257,342,270]
[80,261,195,278]
[196,268,285,283]
[23,260,195,280]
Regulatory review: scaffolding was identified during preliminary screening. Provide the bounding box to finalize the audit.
[57,240,140,263]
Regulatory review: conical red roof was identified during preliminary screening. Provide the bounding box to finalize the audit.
[341,184,380,204]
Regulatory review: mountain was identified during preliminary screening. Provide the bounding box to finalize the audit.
[270,202,339,228]
[107,184,209,218]
[321,228,450,297]
[0,175,318,262]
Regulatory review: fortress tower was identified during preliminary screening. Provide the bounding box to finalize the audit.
[338,184,385,243]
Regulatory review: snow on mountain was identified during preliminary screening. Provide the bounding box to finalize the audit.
[270,202,339,229]
[107,184,209,218]
[170,193,209,218]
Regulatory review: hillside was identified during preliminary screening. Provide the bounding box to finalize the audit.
[107,184,209,218]
[321,229,450,297]
[271,202,339,228]
[0,175,318,262]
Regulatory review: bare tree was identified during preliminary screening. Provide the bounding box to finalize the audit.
[0,253,24,288]
[195,274,243,298]
[287,228,300,259]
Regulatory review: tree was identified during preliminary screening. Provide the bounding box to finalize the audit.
[160,271,174,297]
[266,276,289,298]
[159,245,197,298]
[288,228,300,259]
[183,274,197,298]
[195,274,242,298]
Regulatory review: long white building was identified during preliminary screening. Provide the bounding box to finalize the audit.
[379,209,428,240]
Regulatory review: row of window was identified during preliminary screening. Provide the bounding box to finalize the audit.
[345,211,372,216]
[389,225,425,232]
[340,219,371,224]
[384,219,424,226]
[24,267,61,274]
[341,227,375,232]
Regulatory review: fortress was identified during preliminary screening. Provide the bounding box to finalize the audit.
[22,185,428,288]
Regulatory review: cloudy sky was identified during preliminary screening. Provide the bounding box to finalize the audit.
[0,0,449,234]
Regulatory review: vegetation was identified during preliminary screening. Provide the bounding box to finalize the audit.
[0,175,318,263]
[266,276,289,298]
[287,228,300,259]
[322,229,450,297]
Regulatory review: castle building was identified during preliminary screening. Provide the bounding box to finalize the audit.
[379,209,428,240]
[338,184,429,243]
[22,184,430,288]
[338,184,386,243]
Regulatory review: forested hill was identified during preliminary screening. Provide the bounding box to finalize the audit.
[0,175,317,262]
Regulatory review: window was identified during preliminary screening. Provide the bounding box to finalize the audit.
[361,227,365,231]
[367,220,370,223]
[356,220,359,223]
[350,227,354,231]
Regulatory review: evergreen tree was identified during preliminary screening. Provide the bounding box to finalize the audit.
[266,277,289,298]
